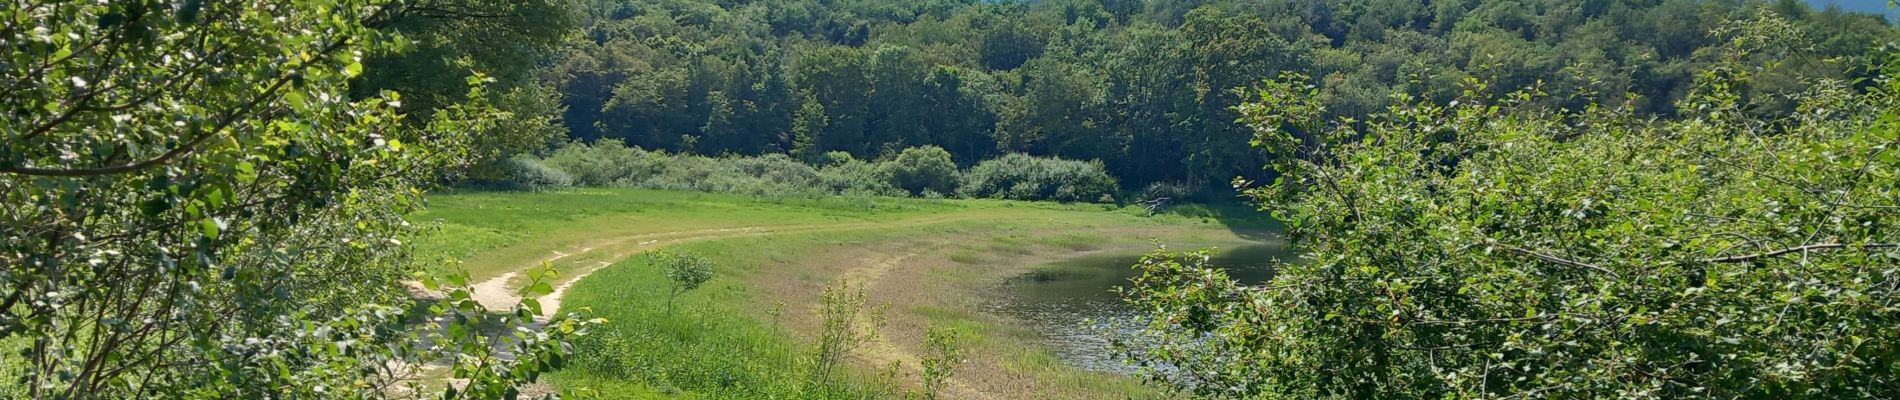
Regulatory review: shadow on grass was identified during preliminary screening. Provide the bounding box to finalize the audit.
[1148,202,1284,242]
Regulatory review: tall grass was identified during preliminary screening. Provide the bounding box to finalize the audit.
[559,253,891,398]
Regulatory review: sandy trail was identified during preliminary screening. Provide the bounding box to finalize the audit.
[835,251,998,400]
[454,212,986,319]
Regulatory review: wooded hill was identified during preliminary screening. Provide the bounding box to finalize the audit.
[489,0,1888,193]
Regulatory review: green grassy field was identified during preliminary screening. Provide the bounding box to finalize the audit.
[409,188,1276,399]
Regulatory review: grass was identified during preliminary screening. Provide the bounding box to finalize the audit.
[411,188,1275,399]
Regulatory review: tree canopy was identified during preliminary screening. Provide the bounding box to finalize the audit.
[539,0,1894,195]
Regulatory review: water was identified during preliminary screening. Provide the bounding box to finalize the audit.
[988,243,1295,373]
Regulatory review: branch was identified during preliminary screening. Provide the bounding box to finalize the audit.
[1485,239,1618,277]
[1699,243,1899,264]
[1,39,347,177]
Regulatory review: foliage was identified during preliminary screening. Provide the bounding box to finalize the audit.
[460,85,572,181]
[649,249,715,313]
[885,146,962,196]
[919,325,967,400]
[352,0,577,179]
[541,0,1892,195]
[959,154,1119,203]
[498,154,575,190]
[810,282,890,385]
[540,140,666,186]
[1117,12,1900,399]
[522,142,1119,202]
[0,0,594,398]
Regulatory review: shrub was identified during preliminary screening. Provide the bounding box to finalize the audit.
[649,249,714,313]
[884,145,960,196]
[818,154,902,196]
[1119,22,1900,398]
[541,140,666,186]
[499,154,573,190]
[959,153,1118,202]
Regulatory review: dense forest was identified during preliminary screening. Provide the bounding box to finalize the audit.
[479,0,1891,194]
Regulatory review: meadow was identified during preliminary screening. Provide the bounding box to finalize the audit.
[408,189,1277,398]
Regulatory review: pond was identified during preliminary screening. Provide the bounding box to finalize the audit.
[988,243,1295,373]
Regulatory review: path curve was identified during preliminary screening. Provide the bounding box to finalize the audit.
[452,212,987,319]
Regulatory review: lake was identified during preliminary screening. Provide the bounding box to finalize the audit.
[989,243,1296,373]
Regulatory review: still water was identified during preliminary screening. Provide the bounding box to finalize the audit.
[988,243,1294,373]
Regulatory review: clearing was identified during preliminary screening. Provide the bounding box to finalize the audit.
[410,189,1279,399]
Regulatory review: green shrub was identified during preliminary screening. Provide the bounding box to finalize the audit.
[498,154,573,190]
[817,154,902,196]
[1119,19,1900,398]
[959,153,1118,202]
[884,145,960,196]
[648,249,714,313]
[526,144,1127,203]
[541,140,666,186]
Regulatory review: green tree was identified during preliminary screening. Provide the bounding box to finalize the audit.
[1,1,595,398]
[602,66,693,150]
[795,47,873,157]
[919,66,998,165]
[886,146,961,195]
[791,95,830,162]
[650,249,714,314]
[868,45,931,151]
[1117,13,1899,398]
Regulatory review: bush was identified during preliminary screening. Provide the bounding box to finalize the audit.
[818,154,902,196]
[958,154,1118,202]
[541,140,666,186]
[884,146,960,196]
[522,144,1123,203]
[499,154,573,190]
[1120,28,1900,398]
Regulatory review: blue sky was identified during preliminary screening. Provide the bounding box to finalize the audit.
[1803,0,1898,19]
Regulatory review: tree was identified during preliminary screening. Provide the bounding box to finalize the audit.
[352,0,578,177]
[918,66,997,165]
[886,146,961,196]
[794,47,873,157]
[1117,13,1899,398]
[1178,5,1306,192]
[791,95,830,162]
[602,66,693,150]
[867,45,931,150]
[0,1,593,397]
[979,15,1045,70]
[650,249,714,314]
[700,90,739,153]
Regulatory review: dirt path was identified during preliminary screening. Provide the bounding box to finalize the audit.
[456,212,989,319]
[835,251,998,400]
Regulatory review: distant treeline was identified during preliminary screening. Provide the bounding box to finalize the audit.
[531,0,1890,194]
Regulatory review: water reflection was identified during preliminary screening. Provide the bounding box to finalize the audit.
[989,244,1294,373]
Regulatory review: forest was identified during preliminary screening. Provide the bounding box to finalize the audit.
[371,0,1894,195]
[3,0,1897,399]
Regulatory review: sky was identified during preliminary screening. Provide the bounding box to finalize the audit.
[1803,0,1899,20]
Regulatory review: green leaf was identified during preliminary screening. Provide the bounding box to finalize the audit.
[200,218,220,239]
[521,281,554,298]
